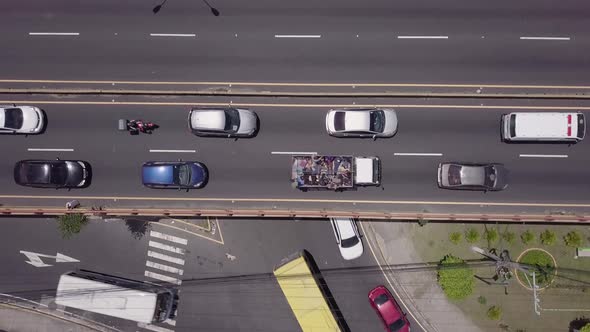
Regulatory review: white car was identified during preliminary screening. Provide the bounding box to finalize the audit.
[0,105,44,134]
[330,217,364,260]
[188,108,258,138]
[326,108,398,138]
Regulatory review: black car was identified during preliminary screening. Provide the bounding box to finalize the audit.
[14,159,91,188]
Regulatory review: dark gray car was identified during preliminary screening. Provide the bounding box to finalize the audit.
[14,159,91,188]
[437,163,508,191]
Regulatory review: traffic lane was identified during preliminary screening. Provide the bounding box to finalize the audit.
[178,218,390,332]
[3,0,590,37]
[2,29,590,84]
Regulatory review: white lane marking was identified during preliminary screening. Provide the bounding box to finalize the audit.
[144,270,182,285]
[359,222,428,332]
[520,36,570,41]
[148,240,186,255]
[149,149,196,153]
[274,34,321,38]
[150,33,196,37]
[271,151,318,155]
[164,318,176,326]
[397,35,448,39]
[137,322,176,332]
[29,32,80,36]
[394,152,443,156]
[146,261,184,275]
[148,250,185,266]
[27,148,74,152]
[519,154,568,158]
[150,230,188,245]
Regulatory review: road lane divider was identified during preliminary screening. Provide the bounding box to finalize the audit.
[519,154,568,158]
[28,32,80,36]
[520,36,570,41]
[397,35,448,39]
[149,33,196,37]
[271,151,318,155]
[28,148,74,152]
[394,152,443,157]
[274,34,321,38]
[149,149,196,153]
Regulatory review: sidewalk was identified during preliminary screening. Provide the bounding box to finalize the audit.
[0,302,116,332]
[364,221,484,332]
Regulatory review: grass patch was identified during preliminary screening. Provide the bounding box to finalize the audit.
[516,249,555,287]
[57,213,88,239]
[437,254,475,300]
[449,232,462,245]
[465,228,480,243]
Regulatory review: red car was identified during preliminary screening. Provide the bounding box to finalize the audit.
[368,285,410,332]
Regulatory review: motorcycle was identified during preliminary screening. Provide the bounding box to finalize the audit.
[118,119,158,134]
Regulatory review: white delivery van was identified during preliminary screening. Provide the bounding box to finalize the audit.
[501,112,585,142]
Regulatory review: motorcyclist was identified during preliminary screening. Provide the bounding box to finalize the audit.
[128,120,156,133]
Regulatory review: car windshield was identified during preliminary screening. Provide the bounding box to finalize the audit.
[334,112,346,131]
[483,165,497,188]
[50,164,68,185]
[448,165,462,185]
[388,318,406,332]
[175,164,191,186]
[223,109,240,132]
[374,293,389,306]
[341,235,359,248]
[369,111,385,133]
[4,108,23,129]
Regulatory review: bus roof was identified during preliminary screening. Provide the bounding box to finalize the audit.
[55,274,157,324]
[273,252,341,332]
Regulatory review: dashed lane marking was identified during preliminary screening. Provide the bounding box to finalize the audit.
[394,152,443,157]
[398,35,448,39]
[147,250,185,266]
[150,231,189,245]
[28,32,79,36]
[27,148,74,152]
[149,149,196,153]
[148,240,186,255]
[520,36,570,41]
[274,34,321,38]
[150,33,196,37]
[519,154,568,158]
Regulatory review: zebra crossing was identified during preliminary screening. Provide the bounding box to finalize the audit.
[138,230,189,332]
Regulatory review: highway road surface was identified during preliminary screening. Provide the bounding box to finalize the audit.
[1,0,590,84]
[0,96,589,215]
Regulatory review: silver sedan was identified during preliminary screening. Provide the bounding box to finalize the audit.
[188,108,259,138]
[325,108,398,138]
[437,163,509,191]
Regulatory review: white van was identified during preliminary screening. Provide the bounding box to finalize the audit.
[501,112,585,142]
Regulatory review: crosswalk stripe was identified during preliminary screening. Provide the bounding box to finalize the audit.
[148,240,186,255]
[150,231,188,245]
[147,250,185,266]
[146,261,184,275]
[137,322,175,332]
[144,271,182,285]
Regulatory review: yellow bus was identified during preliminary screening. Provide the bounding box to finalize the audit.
[273,250,345,332]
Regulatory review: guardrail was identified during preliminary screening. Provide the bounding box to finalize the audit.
[3,206,590,223]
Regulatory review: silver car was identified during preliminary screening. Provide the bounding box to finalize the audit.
[188,108,259,138]
[0,105,44,134]
[330,217,364,260]
[437,163,509,191]
[325,108,398,138]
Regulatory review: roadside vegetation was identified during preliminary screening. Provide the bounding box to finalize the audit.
[57,213,88,239]
[437,254,474,300]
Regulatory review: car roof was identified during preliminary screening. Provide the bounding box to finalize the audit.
[369,286,403,325]
[341,111,370,132]
[191,109,226,130]
[332,218,356,239]
[456,165,486,186]
[513,112,579,138]
[142,164,174,185]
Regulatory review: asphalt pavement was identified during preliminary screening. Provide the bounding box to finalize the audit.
[0,96,589,215]
[1,0,590,84]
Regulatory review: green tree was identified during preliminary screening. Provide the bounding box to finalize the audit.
[580,323,590,332]
[57,213,88,239]
[564,231,583,248]
[477,295,487,305]
[449,232,462,245]
[521,230,535,245]
[465,228,480,244]
[487,305,502,320]
[540,230,556,246]
[484,228,499,244]
[501,231,516,244]
[437,255,475,300]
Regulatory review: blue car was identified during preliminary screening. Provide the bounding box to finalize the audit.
[142,161,208,189]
